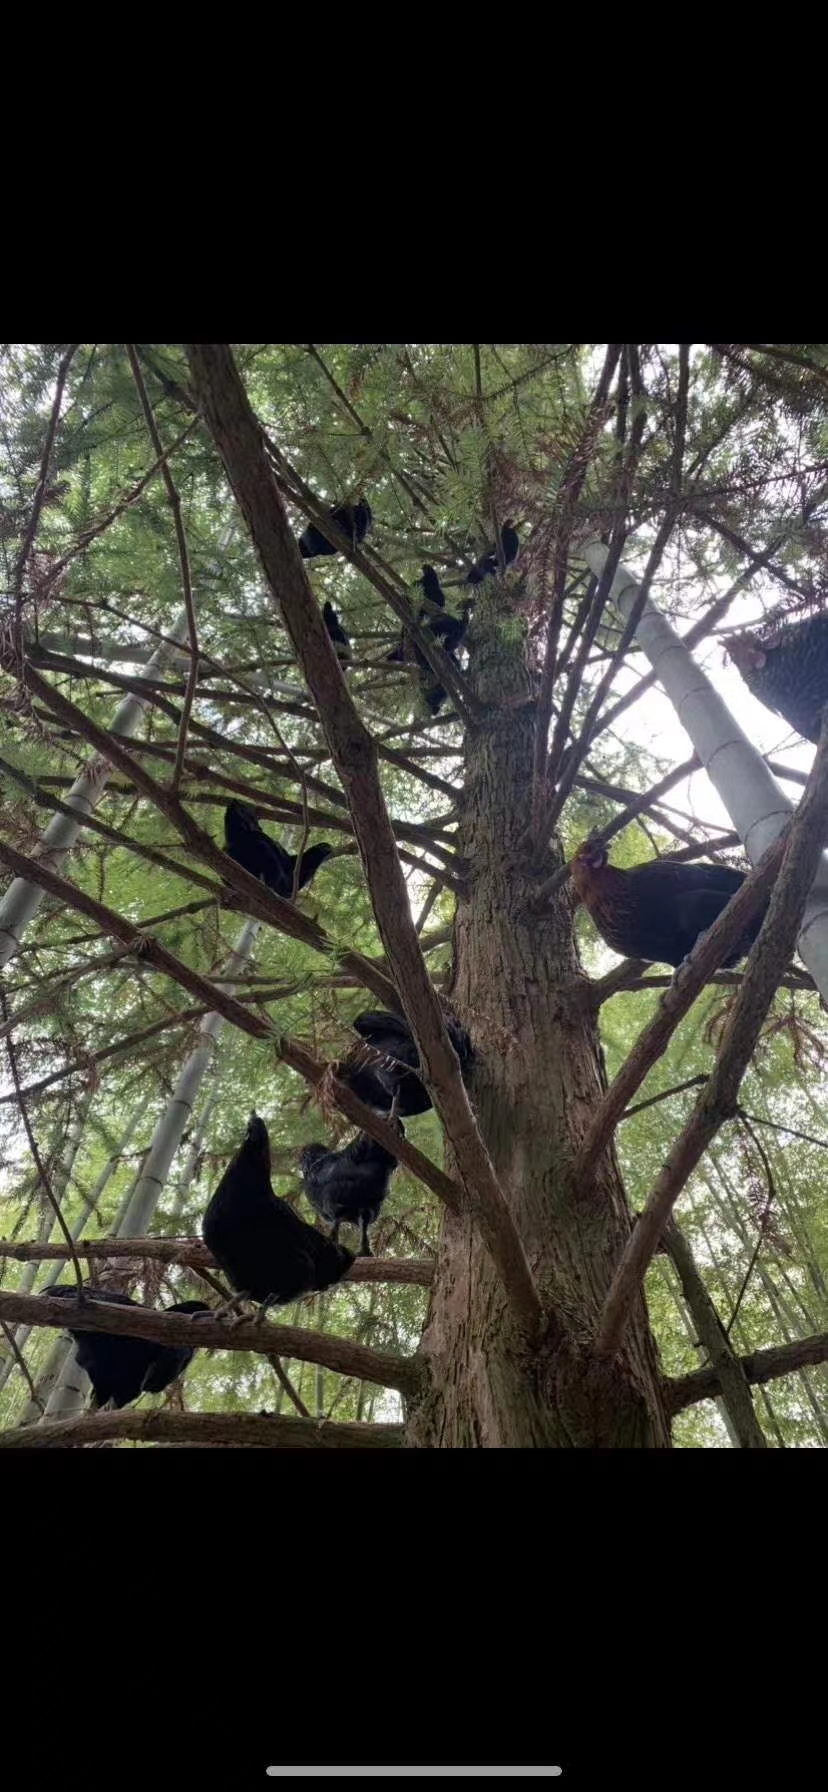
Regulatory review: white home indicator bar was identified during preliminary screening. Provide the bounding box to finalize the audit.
[266,1771,563,1779]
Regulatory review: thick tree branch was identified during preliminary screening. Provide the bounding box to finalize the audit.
[0,1290,424,1397]
[661,1217,767,1447]
[0,837,272,1037]
[667,1331,828,1415]
[0,1409,404,1449]
[185,342,542,1342]
[0,1237,435,1284]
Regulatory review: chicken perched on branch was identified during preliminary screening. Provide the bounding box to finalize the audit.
[322,600,351,665]
[386,564,474,716]
[466,522,519,585]
[571,839,770,969]
[223,801,333,899]
[298,499,372,559]
[337,1009,474,1117]
[725,613,828,744]
[385,564,455,664]
[300,1122,404,1257]
[44,1285,211,1410]
[203,1114,353,1317]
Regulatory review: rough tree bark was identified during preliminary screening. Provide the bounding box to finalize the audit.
[406,581,672,1447]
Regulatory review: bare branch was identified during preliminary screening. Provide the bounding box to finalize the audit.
[125,344,198,793]
[662,1217,767,1447]
[0,1409,404,1449]
[12,344,79,621]
[0,1290,424,1397]
[0,1236,435,1285]
[531,344,623,832]
[667,1331,828,1415]
[0,989,85,1296]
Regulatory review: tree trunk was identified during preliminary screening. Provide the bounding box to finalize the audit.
[406,582,671,1447]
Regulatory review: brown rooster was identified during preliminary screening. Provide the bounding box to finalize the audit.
[726,612,828,744]
[571,839,769,969]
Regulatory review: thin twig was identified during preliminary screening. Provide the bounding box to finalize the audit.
[724,1115,778,1337]
[39,421,197,595]
[126,345,198,794]
[531,344,623,834]
[0,990,86,1297]
[270,1359,312,1418]
[12,343,79,627]
[0,1320,43,1413]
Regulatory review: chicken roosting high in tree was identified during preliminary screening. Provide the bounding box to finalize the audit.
[223,801,334,899]
[300,1122,404,1257]
[338,1009,474,1116]
[297,499,372,560]
[726,611,828,744]
[571,839,771,970]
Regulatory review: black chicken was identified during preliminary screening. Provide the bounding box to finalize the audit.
[300,1123,404,1257]
[223,801,334,899]
[385,564,448,664]
[386,560,473,714]
[338,1008,474,1117]
[428,606,471,652]
[571,839,770,969]
[203,1113,354,1314]
[726,613,828,744]
[419,564,447,609]
[420,670,453,717]
[44,1285,210,1410]
[322,601,352,665]
[466,523,519,586]
[298,500,372,560]
[418,614,472,716]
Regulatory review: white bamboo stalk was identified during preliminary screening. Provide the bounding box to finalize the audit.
[165,1089,220,1230]
[583,541,828,1002]
[0,611,189,967]
[40,916,260,1420]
